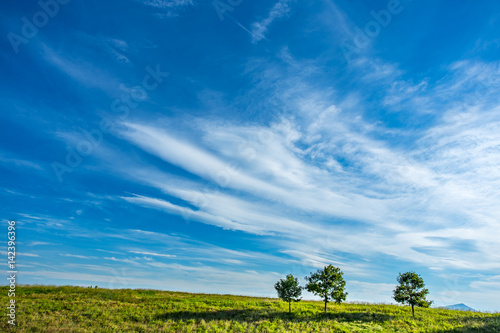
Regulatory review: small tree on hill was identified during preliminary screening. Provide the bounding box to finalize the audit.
[274,274,302,313]
[305,265,347,314]
[393,271,433,318]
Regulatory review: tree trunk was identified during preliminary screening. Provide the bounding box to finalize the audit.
[411,304,415,318]
[289,301,291,314]
[324,299,328,314]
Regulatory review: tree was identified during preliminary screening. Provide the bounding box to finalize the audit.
[393,271,433,318]
[305,265,348,314]
[274,274,302,313]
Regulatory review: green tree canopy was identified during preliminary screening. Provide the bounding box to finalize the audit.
[305,265,347,314]
[393,271,433,318]
[274,274,302,313]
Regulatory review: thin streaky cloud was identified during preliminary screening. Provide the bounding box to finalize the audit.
[128,250,176,258]
[140,0,193,8]
[250,0,293,43]
[59,253,97,260]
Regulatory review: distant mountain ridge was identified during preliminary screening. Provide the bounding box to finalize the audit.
[442,303,476,311]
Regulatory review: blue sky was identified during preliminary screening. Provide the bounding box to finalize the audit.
[1,0,500,311]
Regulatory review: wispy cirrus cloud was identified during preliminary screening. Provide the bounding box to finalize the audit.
[0,152,44,170]
[40,43,122,95]
[250,0,293,43]
[136,0,195,18]
[38,40,498,292]
[139,0,193,8]
[117,122,394,229]
[60,253,97,260]
[128,250,176,258]
[99,52,500,283]
[112,112,500,274]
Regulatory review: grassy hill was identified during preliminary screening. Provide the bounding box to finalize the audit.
[1,285,499,332]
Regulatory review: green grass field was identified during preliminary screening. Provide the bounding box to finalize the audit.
[1,285,499,332]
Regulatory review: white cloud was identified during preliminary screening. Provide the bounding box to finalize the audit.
[89,227,297,268]
[0,152,43,170]
[137,0,195,18]
[122,68,500,274]
[118,122,397,229]
[28,241,55,246]
[128,250,176,258]
[60,253,97,260]
[96,249,125,255]
[103,256,141,265]
[40,43,121,94]
[121,194,268,234]
[250,0,293,43]
[112,97,500,273]
[140,0,193,9]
